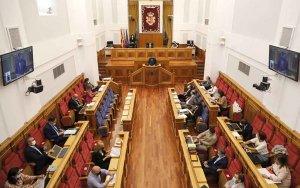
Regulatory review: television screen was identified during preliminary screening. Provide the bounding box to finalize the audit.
[0,46,34,86]
[269,45,300,81]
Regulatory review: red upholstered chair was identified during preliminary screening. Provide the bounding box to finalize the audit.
[84,131,97,151]
[59,182,68,188]
[65,166,81,188]
[244,173,251,188]
[261,122,275,142]
[215,127,221,139]
[268,132,287,151]
[73,152,90,177]
[29,128,46,146]
[64,93,72,104]
[0,169,7,188]
[79,141,92,163]
[291,171,300,188]
[216,77,222,88]
[73,86,83,99]
[78,82,84,92]
[58,100,75,127]
[38,118,48,134]
[209,136,227,157]
[251,114,266,134]
[286,143,300,169]
[16,139,27,162]
[236,96,245,110]
[226,87,234,101]
[225,146,235,165]
[229,92,239,105]
[222,159,242,181]
[222,84,229,94]
[3,152,26,173]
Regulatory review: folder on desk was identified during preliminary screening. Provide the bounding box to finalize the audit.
[172,92,177,95]
[173,95,178,99]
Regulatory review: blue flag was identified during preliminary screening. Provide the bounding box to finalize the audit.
[125,29,129,47]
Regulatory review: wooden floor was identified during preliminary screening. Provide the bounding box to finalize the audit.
[123,84,185,188]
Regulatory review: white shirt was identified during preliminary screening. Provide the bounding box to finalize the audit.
[207,86,217,95]
[250,137,269,155]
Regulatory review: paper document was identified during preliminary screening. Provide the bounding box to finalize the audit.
[178,114,187,119]
[64,129,77,135]
[127,92,133,96]
[232,131,240,138]
[258,168,281,184]
[173,95,178,99]
[106,174,117,186]
[86,102,95,107]
[172,92,177,95]
[174,99,180,103]
[110,147,121,157]
[126,96,132,100]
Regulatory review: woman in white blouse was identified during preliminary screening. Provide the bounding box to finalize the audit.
[262,154,291,188]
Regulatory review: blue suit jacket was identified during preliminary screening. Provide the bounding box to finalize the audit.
[44,123,60,141]
[207,155,228,170]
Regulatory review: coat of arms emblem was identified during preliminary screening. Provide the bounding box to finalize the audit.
[146,12,156,26]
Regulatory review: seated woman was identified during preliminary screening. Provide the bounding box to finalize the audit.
[216,91,228,115]
[224,173,245,188]
[262,154,291,188]
[92,141,111,170]
[5,167,44,188]
[84,88,95,103]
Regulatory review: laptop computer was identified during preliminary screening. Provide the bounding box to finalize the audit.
[48,145,69,159]
[227,123,242,131]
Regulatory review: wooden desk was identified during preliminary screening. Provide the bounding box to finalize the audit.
[106,131,129,188]
[178,130,208,188]
[85,81,111,131]
[168,88,185,136]
[46,121,89,188]
[121,89,137,138]
[191,80,219,126]
[106,60,135,81]
[217,117,277,188]
[169,60,197,79]
[138,33,163,48]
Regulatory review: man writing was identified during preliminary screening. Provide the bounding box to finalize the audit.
[87,166,115,188]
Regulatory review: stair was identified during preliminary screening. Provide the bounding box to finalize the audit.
[195,59,205,79]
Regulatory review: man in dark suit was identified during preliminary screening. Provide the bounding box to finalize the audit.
[203,148,228,177]
[24,137,53,175]
[237,119,253,141]
[43,116,66,146]
[68,94,82,111]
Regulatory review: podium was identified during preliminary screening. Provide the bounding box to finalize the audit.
[129,64,174,86]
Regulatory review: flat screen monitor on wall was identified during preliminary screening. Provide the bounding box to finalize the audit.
[0,46,34,86]
[269,45,300,81]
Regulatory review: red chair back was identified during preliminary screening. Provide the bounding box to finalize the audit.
[261,122,275,142]
[230,92,239,105]
[226,87,234,101]
[251,114,266,133]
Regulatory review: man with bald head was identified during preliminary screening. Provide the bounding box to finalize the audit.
[87,166,114,188]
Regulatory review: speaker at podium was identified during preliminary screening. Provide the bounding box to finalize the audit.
[146,42,154,48]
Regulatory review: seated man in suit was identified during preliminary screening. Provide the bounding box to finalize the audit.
[192,127,217,151]
[181,90,197,109]
[178,84,195,102]
[185,103,203,126]
[237,119,253,141]
[202,148,228,178]
[201,76,212,90]
[24,137,53,175]
[44,116,66,146]
[68,93,83,112]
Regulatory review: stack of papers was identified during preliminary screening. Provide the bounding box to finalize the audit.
[106,174,117,186]
[172,92,177,95]
[258,168,281,184]
[125,96,132,100]
[173,95,178,99]
[127,92,133,96]
[86,102,95,107]
[110,147,121,157]
[178,114,187,119]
